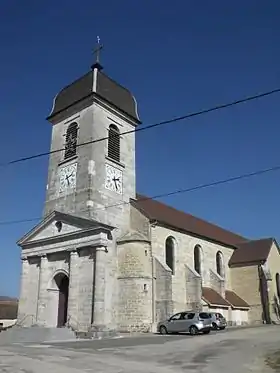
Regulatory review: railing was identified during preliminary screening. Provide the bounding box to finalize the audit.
[16,314,35,327]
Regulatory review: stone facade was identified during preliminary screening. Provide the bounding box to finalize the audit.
[149,224,233,313]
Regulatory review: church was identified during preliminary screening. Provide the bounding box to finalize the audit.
[17,51,280,336]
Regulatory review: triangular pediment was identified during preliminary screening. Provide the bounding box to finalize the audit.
[117,230,150,244]
[17,211,114,247]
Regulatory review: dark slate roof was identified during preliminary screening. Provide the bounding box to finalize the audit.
[228,238,274,267]
[202,287,230,307]
[131,194,247,248]
[225,290,250,309]
[47,70,140,122]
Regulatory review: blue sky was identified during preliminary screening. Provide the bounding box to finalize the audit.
[1,0,280,297]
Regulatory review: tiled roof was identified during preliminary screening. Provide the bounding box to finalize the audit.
[202,287,230,307]
[225,290,250,309]
[131,194,247,248]
[131,195,278,266]
[228,238,273,267]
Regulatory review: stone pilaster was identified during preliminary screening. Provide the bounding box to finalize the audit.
[93,246,106,326]
[67,250,80,329]
[36,255,49,325]
[77,247,95,331]
[17,257,30,325]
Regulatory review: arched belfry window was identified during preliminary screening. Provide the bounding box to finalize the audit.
[108,124,120,162]
[194,245,202,275]
[276,273,280,298]
[165,236,175,275]
[64,122,78,160]
[216,251,224,277]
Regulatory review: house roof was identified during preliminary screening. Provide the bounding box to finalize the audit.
[225,290,250,309]
[228,238,274,267]
[131,194,247,248]
[47,70,140,123]
[202,287,230,307]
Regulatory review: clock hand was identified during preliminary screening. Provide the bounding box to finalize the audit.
[65,171,74,186]
[112,177,120,190]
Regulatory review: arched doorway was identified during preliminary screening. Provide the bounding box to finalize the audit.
[54,272,69,328]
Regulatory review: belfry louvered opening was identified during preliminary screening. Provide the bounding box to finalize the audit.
[108,124,120,162]
[64,122,78,160]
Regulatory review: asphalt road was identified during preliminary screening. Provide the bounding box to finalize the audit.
[0,326,280,372]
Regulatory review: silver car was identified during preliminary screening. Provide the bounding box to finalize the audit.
[208,312,227,330]
[157,311,212,336]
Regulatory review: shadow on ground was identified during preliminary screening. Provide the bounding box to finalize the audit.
[265,350,280,372]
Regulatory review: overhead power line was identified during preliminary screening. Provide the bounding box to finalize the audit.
[1,162,280,226]
[1,87,280,167]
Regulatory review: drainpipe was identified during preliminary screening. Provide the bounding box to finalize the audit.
[150,220,157,329]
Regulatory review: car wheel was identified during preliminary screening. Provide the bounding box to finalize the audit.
[202,329,210,334]
[212,322,218,330]
[159,326,168,335]
[189,325,198,336]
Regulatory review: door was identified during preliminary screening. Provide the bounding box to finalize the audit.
[168,313,183,332]
[56,275,69,328]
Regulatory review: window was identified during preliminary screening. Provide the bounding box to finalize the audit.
[64,122,78,160]
[216,251,224,277]
[276,273,280,297]
[165,236,175,274]
[194,245,202,275]
[186,313,195,320]
[108,124,120,162]
[170,313,181,321]
[199,312,211,319]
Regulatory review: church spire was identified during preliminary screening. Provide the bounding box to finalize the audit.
[91,36,103,71]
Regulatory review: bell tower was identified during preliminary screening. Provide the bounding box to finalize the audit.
[44,43,141,230]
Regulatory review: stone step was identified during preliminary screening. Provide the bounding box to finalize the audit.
[0,326,76,345]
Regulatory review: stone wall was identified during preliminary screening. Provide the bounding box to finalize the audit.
[130,205,150,238]
[117,240,153,332]
[230,265,263,324]
[154,256,173,322]
[209,269,225,297]
[185,264,202,310]
[17,256,40,326]
[265,242,280,323]
[150,225,233,312]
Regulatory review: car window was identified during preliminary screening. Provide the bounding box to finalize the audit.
[170,313,181,321]
[186,313,195,319]
[199,312,211,319]
[216,313,223,318]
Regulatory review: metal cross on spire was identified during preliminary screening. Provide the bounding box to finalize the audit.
[91,36,104,70]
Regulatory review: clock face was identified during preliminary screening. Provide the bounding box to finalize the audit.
[105,164,123,194]
[59,163,77,193]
